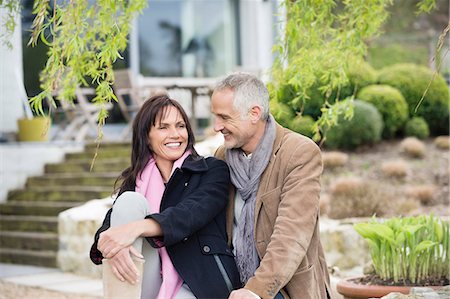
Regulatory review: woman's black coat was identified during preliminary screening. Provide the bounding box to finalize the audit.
[90,156,241,298]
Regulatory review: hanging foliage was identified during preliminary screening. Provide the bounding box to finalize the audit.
[26,0,147,138]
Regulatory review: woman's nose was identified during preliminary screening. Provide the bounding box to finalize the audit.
[169,127,180,138]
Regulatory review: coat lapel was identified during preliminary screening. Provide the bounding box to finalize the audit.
[254,124,285,229]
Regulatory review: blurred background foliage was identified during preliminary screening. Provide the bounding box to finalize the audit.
[269,0,449,150]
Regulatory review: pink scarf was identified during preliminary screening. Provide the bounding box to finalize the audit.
[135,151,191,299]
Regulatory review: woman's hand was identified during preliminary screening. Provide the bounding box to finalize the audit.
[107,246,144,284]
[98,219,162,259]
[98,222,141,258]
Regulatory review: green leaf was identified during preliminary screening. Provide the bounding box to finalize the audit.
[414,240,437,253]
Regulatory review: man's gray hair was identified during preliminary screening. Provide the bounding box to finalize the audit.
[215,72,270,120]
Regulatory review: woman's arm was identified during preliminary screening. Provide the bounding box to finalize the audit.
[146,158,230,247]
[90,208,112,264]
[98,218,162,258]
[92,158,230,259]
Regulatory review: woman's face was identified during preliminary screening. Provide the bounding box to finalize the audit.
[148,105,189,164]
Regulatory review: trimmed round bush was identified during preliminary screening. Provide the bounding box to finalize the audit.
[324,100,383,150]
[340,60,378,100]
[275,83,325,120]
[289,115,315,138]
[404,117,430,139]
[270,100,295,128]
[377,63,449,135]
[357,84,408,138]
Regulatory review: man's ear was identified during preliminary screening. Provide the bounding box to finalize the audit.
[249,105,263,123]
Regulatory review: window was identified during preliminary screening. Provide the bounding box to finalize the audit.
[137,0,237,77]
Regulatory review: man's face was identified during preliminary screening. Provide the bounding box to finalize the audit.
[211,88,254,151]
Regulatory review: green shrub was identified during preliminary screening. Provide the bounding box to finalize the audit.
[357,84,408,138]
[377,63,449,135]
[340,60,378,100]
[289,115,315,138]
[272,60,376,121]
[270,100,295,128]
[275,82,325,120]
[404,117,430,139]
[324,100,383,150]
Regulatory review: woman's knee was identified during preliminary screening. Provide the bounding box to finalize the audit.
[112,191,148,220]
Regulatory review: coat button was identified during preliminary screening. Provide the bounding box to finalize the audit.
[203,245,210,253]
[184,182,188,186]
[183,237,188,242]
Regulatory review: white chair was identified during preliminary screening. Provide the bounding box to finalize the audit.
[51,88,113,142]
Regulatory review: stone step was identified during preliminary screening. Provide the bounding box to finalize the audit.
[45,158,129,173]
[65,148,131,160]
[7,186,112,202]
[85,142,131,151]
[26,172,120,188]
[0,201,82,216]
[0,248,57,268]
[0,231,58,251]
[0,215,58,233]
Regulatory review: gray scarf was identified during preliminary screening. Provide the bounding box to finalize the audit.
[226,115,276,283]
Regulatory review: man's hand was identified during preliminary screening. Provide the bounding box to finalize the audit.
[229,289,261,299]
[98,222,140,258]
[106,246,144,284]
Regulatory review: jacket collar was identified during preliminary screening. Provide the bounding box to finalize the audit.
[271,122,286,160]
[180,155,208,172]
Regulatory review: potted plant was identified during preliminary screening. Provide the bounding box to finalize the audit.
[17,116,50,142]
[336,215,449,299]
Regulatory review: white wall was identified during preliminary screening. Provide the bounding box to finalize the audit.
[0,7,27,135]
[239,0,275,78]
[0,142,84,202]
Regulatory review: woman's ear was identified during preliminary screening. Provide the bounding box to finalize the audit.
[249,105,263,124]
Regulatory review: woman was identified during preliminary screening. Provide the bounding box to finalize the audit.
[90,95,241,299]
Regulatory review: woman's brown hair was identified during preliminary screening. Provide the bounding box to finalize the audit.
[115,94,198,195]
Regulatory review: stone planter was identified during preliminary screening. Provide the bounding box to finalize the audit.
[336,277,446,299]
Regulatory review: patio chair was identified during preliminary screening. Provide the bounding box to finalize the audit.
[51,88,113,142]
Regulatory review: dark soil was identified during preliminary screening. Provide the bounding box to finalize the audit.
[350,274,450,287]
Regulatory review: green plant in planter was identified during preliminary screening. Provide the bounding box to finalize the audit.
[354,215,449,285]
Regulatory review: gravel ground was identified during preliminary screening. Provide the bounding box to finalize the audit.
[0,281,101,299]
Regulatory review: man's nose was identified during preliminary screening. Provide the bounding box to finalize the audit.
[213,118,223,132]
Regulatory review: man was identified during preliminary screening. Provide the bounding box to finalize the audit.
[211,73,331,299]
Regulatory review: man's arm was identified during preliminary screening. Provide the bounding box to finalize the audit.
[245,139,323,298]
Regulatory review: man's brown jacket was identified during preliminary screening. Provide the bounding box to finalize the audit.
[215,123,331,299]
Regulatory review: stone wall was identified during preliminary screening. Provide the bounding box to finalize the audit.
[58,202,372,278]
[58,197,113,278]
[320,218,371,271]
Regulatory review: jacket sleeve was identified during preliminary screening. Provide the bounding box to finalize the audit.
[89,208,112,265]
[145,158,230,247]
[245,139,323,298]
